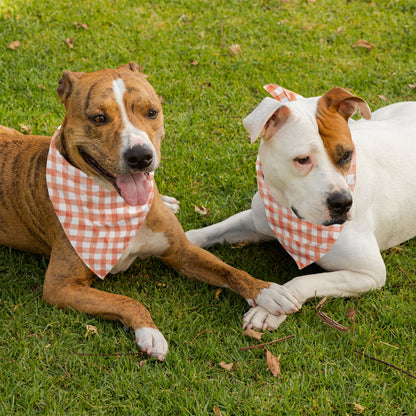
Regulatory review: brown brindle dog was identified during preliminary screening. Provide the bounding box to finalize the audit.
[0,63,298,360]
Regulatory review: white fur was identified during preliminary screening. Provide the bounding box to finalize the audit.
[186,98,416,331]
[112,78,159,170]
[135,327,168,361]
[111,221,170,274]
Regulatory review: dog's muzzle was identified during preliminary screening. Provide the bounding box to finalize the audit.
[123,144,154,171]
[326,190,352,225]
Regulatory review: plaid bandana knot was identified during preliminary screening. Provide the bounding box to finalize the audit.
[258,84,356,269]
[46,129,154,279]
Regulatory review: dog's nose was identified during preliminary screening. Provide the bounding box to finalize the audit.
[326,191,353,215]
[124,145,153,170]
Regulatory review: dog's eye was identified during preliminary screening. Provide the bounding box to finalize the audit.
[294,156,310,165]
[146,109,158,119]
[341,150,353,164]
[89,114,107,125]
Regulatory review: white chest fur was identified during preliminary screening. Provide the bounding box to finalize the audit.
[110,221,169,274]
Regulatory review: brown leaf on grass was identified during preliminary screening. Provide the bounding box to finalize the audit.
[74,21,89,30]
[265,349,281,377]
[190,59,198,66]
[214,288,223,299]
[346,307,356,321]
[193,204,210,217]
[65,38,75,49]
[352,403,366,414]
[352,39,374,49]
[378,95,387,101]
[243,328,264,341]
[219,361,233,371]
[19,124,32,134]
[409,84,416,90]
[7,40,21,50]
[229,44,241,55]
[85,324,98,338]
[214,406,223,416]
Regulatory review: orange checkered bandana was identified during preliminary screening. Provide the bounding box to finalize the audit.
[257,84,356,269]
[46,129,154,279]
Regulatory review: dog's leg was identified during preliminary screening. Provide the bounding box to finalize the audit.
[161,195,180,214]
[186,193,275,248]
[150,201,300,317]
[244,230,387,330]
[42,240,168,360]
[186,209,263,248]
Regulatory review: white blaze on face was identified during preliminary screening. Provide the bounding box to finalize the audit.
[112,78,158,158]
[111,78,157,206]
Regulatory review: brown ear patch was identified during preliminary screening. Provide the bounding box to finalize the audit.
[316,91,355,174]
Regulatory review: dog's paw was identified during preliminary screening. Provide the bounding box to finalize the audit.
[135,327,168,361]
[254,283,301,316]
[161,195,180,214]
[243,306,287,331]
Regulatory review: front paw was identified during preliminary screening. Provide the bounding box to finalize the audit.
[161,195,180,214]
[135,327,168,361]
[255,283,301,316]
[243,306,287,331]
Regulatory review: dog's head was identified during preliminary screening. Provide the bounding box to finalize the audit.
[55,62,164,206]
[245,87,371,226]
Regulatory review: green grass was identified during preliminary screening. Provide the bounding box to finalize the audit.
[0,0,415,414]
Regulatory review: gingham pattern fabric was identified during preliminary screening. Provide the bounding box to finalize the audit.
[46,129,154,279]
[257,84,356,269]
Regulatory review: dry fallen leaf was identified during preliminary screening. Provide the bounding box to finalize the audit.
[65,38,75,49]
[352,403,366,413]
[243,328,264,341]
[74,21,89,30]
[85,324,98,338]
[229,44,241,55]
[214,406,223,416]
[19,124,32,134]
[265,349,281,377]
[193,204,210,216]
[346,307,356,321]
[214,288,223,299]
[378,95,387,101]
[190,59,198,66]
[219,361,233,371]
[409,84,416,90]
[8,40,21,50]
[352,39,374,49]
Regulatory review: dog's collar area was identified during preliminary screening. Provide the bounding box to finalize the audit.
[46,134,154,278]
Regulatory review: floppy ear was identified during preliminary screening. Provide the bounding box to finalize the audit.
[243,97,290,143]
[57,70,85,105]
[323,87,371,120]
[117,62,148,78]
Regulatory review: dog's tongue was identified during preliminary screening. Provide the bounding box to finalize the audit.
[116,172,150,206]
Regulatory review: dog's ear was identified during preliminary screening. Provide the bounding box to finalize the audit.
[243,97,290,143]
[57,70,85,104]
[118,62,148,78]
[323,87,371,120]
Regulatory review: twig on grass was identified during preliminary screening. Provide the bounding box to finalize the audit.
[73,352,144,358]
[354,349,416,380]
[315,296,350,332]
[398,267,416,289]
[241,334,295,351]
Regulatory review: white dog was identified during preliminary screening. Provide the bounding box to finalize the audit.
[186,86,416,331]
